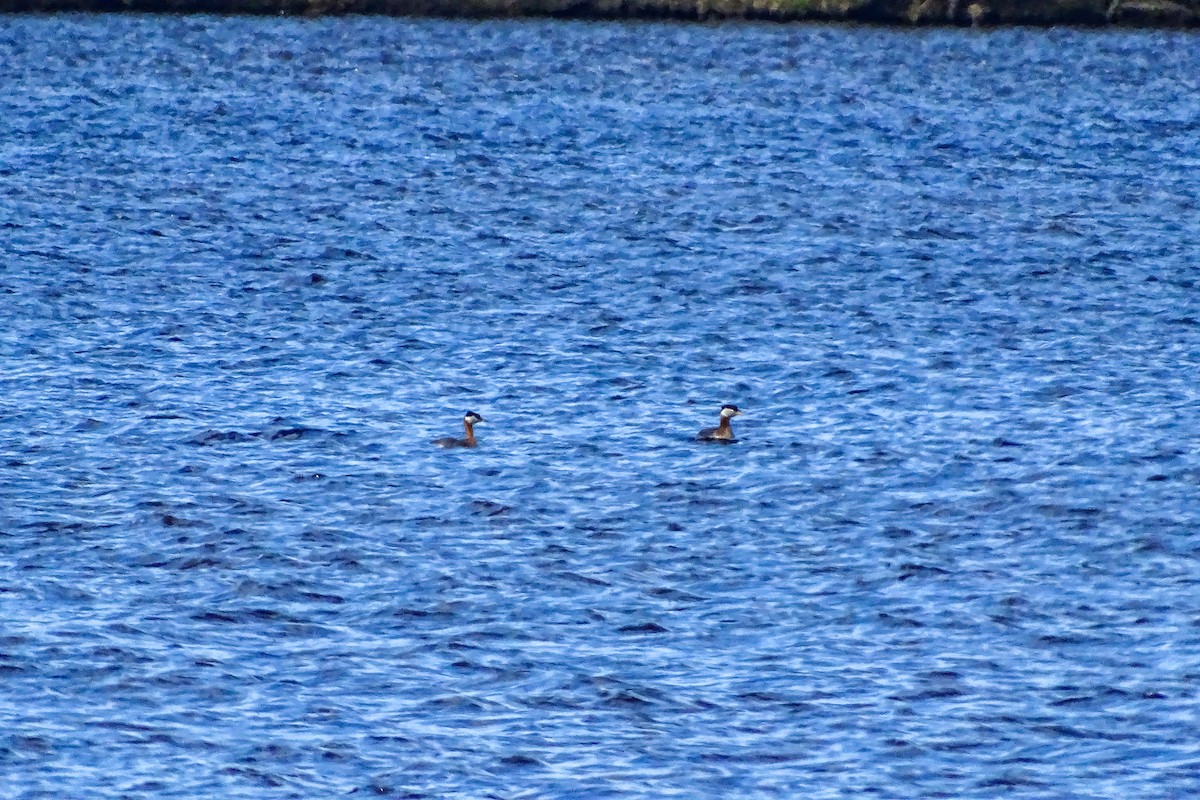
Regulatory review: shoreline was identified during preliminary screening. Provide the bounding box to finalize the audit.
[1,0,1197,26]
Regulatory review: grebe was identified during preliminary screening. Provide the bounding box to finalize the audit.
[697,404,743,442]
[433,411,485,448]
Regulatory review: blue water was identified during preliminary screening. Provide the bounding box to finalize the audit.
[3,14,1200,798]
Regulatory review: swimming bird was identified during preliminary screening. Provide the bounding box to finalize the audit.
[697,404,743,442]
[433,411,484,448]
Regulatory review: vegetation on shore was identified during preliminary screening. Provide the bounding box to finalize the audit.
[1,0,1196,25]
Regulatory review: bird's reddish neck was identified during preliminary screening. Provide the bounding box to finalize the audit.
[462,419,476,446]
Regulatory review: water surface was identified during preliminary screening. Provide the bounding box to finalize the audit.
[2,15,1200,798]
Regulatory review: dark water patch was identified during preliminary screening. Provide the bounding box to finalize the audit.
[617,622,669,634]
[189,430,262,446]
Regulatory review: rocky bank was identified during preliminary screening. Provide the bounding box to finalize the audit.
[1,0,1196,28]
